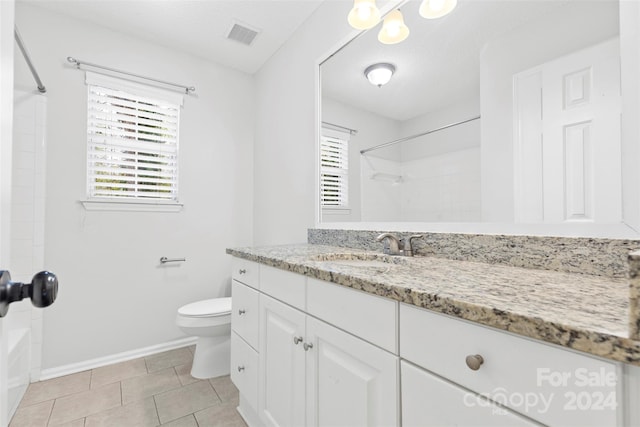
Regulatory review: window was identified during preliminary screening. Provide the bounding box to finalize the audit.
[320,132,349,208]
[85,72,182,205]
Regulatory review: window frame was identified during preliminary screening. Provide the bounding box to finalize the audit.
[82,72,184,212]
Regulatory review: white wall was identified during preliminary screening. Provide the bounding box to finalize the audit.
[322,97,400,222]
[253,1,357,245]
[621,0,640,233]
[14,3,254,372]
[480,1,619,222]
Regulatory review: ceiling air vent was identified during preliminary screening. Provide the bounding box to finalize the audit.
[226,21,260,46]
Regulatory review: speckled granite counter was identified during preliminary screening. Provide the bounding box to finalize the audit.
[227,244,640,366]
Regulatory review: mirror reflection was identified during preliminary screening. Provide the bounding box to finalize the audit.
[320,0,621,224]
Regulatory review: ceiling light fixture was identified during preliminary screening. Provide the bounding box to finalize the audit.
[348,0,381,30]
[364,63,396,87]
[419,0,458,19]
[378,10,410,45]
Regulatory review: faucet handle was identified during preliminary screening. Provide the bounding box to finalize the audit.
[376,233,401,255]
[401,235,424,256]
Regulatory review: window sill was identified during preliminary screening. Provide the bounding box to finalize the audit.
[322,207,351,215]
[81,199,184,213]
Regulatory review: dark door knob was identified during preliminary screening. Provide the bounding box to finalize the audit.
[0,270,58,317]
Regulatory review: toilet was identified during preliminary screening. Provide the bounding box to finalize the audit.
[176,297,232,379]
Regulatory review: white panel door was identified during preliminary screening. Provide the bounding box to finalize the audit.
[0,1,15,425]
[305,316,399,427]
[514,38,621,223]
[259,295,306,427]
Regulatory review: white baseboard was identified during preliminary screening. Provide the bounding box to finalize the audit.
[38,336,198,381]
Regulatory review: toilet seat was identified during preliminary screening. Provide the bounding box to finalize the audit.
[178,297,231,318]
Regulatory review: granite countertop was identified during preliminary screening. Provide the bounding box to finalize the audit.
[227,243,640,366]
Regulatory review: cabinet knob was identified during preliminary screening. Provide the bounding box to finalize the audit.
[303,342,313,351]
[238,269,247,275]
[238,309,246,316]
[465,354,484,371]
[237,365,245,372]
[293,336,303,345]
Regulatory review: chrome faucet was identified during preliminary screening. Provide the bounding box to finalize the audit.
[376,233,424,256]
[376,233,403,255]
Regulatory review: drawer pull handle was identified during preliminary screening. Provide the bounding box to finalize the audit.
[303,342,313,351]
[238,309,246,315]
[293,336,303,345]
[238,269,247,275]
[465,354,484,371]
[237,365,245,372]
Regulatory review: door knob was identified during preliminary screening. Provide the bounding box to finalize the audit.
[0,270,58,318]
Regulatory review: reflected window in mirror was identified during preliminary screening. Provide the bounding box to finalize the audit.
[320,129,351,214]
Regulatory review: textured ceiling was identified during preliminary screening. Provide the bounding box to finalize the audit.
[21,0,325,74]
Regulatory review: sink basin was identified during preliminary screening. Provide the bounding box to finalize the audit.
[309,253,407,272]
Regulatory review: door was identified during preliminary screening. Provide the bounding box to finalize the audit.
[259,295,306,427]
[305,316,399,427]
[0,0,16,425]
[514,38,621,223]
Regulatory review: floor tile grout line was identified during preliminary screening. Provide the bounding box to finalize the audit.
[45,398,55,427]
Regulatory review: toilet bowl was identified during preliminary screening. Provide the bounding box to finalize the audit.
[176,297,231,379]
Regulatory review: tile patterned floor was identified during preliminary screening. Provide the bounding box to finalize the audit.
[9,346,248,427]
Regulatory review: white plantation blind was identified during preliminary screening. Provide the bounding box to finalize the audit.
[320,134,349,208]
[85,73,182,201]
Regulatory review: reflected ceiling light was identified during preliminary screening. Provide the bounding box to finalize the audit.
[348,0,381,30]
[378,10,410,45]
[419,0,458,19]
[364,63,396,87]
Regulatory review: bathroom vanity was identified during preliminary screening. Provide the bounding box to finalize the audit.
[227,235,640,427]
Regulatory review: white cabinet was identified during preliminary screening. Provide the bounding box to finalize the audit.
[259,294,306,427]
[259,294,399,427]
[400,303,621,426]
[305,316,399,427]
[401,361,540,427]
[231,257,628,427]
[231,279,261,425]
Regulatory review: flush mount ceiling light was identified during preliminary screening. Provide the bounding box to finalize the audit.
[378,9,410,45]
[348,0,381,30]
[419,0,458,19]
[364,63,396,87]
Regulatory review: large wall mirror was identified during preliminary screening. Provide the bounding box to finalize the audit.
[319,0,639,237]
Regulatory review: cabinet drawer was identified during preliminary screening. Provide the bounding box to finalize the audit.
[232,258,259,289]
[231,331,259,413]
[260,265,306,310]
[306,278,397,354]
[401,361,540,427]
[400,304,620,426]
[232,280,259,350]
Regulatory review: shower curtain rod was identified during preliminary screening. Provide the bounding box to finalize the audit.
[360,115,481,155]
[14,27,46,93]
[66,57,196,94]
[322,121,358,135]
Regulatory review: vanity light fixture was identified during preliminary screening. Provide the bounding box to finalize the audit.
[348,0,381,30]
[378,9,410,45]
[364,63,396,87]
[419,0,458,19]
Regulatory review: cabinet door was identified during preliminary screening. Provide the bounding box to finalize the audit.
[259,295,306,427]
[402,361,541,427]
[305,316,399,427]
